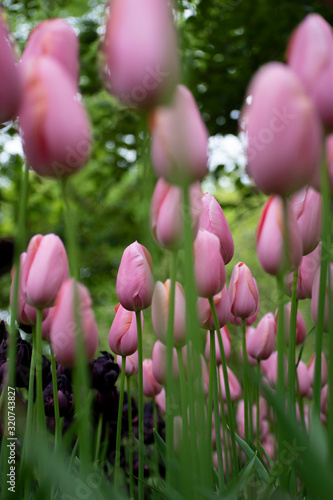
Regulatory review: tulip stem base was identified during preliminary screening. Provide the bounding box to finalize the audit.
[136,310,144,500]
[127,375,134,498]
[241,318,249,443]
[288,269,298,421]
[115,356,126,489]
[50,348,61,452]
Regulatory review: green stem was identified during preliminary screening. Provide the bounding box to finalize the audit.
[288,270,298,421]
[22,326,37,465]
[115,356,126,488]
[94,413,103,466]
[36,308,46,434]
[241,319,249,442]
[219,377,230,483]
[152,398,159,478]
[256,362,260,447]
[50,348,61,452]
[276,274,285,457]
[211,330,224,492]
[136,310,144,500]
[207,331,215,460]
[127,375,134,499]
[61,180,79,280]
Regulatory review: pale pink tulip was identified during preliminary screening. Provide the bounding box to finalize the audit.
[142,359,162,397]
[291,186,322,256]
[236,400,270,440]
[108,303,140,356]
[246,313,276,360]
[311,263,333,332]
[205,327,231,364]
[321,384,328,414]
[218,366,242,402]
[197,285,230,330]
[262,434,275,462]
[10,253,40,326]
[229,278,259,326]
[228,262,258,318]
[296,361,311,397]
[284,244,321,299]
[41,306,54,341]
[117,351,139,376]
[241,62,321,196]
[152,340,179,385]
[155,387,166,415]
[239,331,258,367]
[308,353,328,388]
[116,241,154,311]
[261,351,288,388]
[194,229,225,298]
[275,303,307,346]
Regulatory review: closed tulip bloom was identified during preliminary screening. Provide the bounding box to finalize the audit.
[247,313,276,361]
[41,307,55,341]
[194,229,226,298]
[116,241,154,311]
[102,0,179,108]
[205,326,231,364]
[50,279,99,366]
[291,187,322,256]
[21,234,69,309]
[261,351,288,388]
[19,57,92,178]
[287,14,333,129]
[197,285,230,330]
[21,19,79,83]
[308,353,328,388]
[218,365,242,402]
[311,264,333,332]
[150,84,209,186]
[151,279,186,346]
[321,385,328,414]
[152,340,179,385]
[108,303,140,356]
[236,400,270,440]
[229,278,259,326]
[117,351,138,376]
[257,195,303,276]
[228,262,258,318]
[10,253,37,325]
[284,244,321,299]
[198,193,234,264]
[239,330,258,367]
[150,178,202,250]
[275,303,306,346]
[155,387,166,415]
[241,62,321,196]
[142,359,162,397]
[296,361,311,397]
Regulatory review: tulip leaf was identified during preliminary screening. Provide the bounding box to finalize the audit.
[153,428,167,465]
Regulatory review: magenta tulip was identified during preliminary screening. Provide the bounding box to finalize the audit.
[241,62,321,196]
[218,365,242,402]
[228,262,258,318]
[117,351,138,377]
[291,186,322,256]
[257,195,303,276]
[142,359,162,397]
[152,340,179,385]
[21,234,69,309]
[246,313,276,361]
[205,326,231,364]
[308,353,328,388]
[150,84,209,186]
[275,303,306,346]
[311,263,333,332]
[116,241,154,311]
[284,244,321,299]
[50,279,99,366]
[150,178,202,250]
[193,229,226,298]
[198,193,234,264]
[19,57,92,178]
[108,303,141,356]
[197,285,230,330]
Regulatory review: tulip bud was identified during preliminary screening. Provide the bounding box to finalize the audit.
[205,326,231,364]
[152,340,179,385]
[19,57,92,178]
[229,278,259,326]
[117,351,138,377]
[241,62,321,196]
[50,279,99,366]
[108,304,141,356]
[150,178,202,250]
[228,262,258,318]
[257,195,303,276]
[291,187,322,256]
[150,84,209,186]
[284,244,321,300]
[218,365,242,402]
[102,0,179,108]
[261,351,288,388]
[287,14,333,130]
[193,229,226,298]
[311,264,333,332]
[0,8,21,122]
[307,353,328,388]
[236,400,269,441]
[21,234,69,309]
[246,313,276,361]
[296,361,311,398]
[116,241,154,311]
[198,193,234,264]
[275,303,306,347]
[197,285,230,330]
[142,359,162,397]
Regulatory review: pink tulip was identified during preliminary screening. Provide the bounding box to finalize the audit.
[218,366,242,402]
[21,234,69,309]
[261,351,288,388]
[228,262,258,318]
[150,84,209,186]
[142,359,162,397]
[193,229,226,298]
[152,340,179,385]
[236,400,269,440]
[291,187,322,256]
[275,303,306,347]
[0,9,21,122]
[102,0,179,108]
[116,241,154,311]
[41,306,55,341]
[262,434,275,462]
[108,303,140,356]
[239,331,258,367]
[287,13,333,129]
[257,195,303,276]
[50,279,99,366]
[155,387,166,415]
[151,279,186,347]
[246,313,276,361]
[117,351,139,376]
[150,178,202,250]
[321,384,328,414]
[10,253,40,326]
[198,193,234,264]
[19,57,92,178]
[284,244,321,299]
[307,353,328,388]
[205,327,231,364]
[197,285,230,330]
[311,263,333,332]
[296,360,311,397]
[20,19,79,83]
[229,278,259,326]
[241,62,321,196]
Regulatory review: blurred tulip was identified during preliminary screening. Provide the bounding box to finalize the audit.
[236,400,270,440]
[321,384,328,414]
[108,303,140,356]
[257,195,303,276]
[41,307,55,341]
[228,262,258,318]
[241,62,321,196]
[284,244,321,299]
[229,278,259,326]
[21,234,69,309]
[150,84,209,186]
[193,229,225,298]
[142,359,162,397]
[198,193,234,264]
[0,8,21,122]
[262,434,275,462]
[102,0,179,108]
[291,186,322,256]
[239,330,258,367]
[246,313,276,360]
[296,360,311,397]
[21,18,79,83]
[311,263,333,332]
[197,285,230,330]
[218,366,242,402]
[151,279,186,347]
[150,178,202,250]
[205,327,231,364]
[116,241,154,311]
[155,387,166,415]
[117,351,138,377]
[50,279,99,366]
[152,340,179,385]
[287,13,333,129]
[261,351,288,388]
[275,303,306,346]
[307,353,328,388]
[19,57,92,178]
